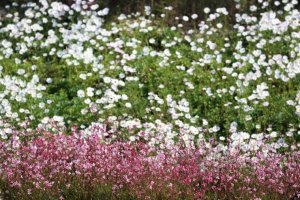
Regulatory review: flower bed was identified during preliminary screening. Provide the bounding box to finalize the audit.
[0,0,300,199]
[0,131,299,199]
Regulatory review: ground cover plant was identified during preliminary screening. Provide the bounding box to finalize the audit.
[0,0,300,199]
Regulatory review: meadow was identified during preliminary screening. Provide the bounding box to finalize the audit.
[0,0,300,199]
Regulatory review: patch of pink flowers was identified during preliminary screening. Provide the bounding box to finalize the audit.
[0,131,299,199]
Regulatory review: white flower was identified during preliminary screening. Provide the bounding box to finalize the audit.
[103,77,111,84]
[84,98,91,104]
[191,14,198,19]
[250,83,270,100]
[86,87,94,97]
[77,90,85,98]
[256,83,269,99]
[204,8,210,14]
[41,117,49,124]
[81,109,88,115]
[144,6,151,15]
[39,102,45,108]
[182,16,189,21]
[125,102,132,108]
[245,115,252,121]
[46,78,53,83]
[270,131,278,138]
[90,4,99,10]
[53,115,64,122]
[17,69,25,75]
[216,23,223,29]
[149,38,155,44]
[262,102,269,107]
[97,8,109,16]
[209,125,220,133]
[83,48,94,64]
[121,94,128,100]
[129,136,136,142]
[79,74,87,80]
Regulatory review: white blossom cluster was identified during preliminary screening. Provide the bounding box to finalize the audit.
[0,0,299,150]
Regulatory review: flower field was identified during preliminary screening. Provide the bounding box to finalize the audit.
[0,0,300,199]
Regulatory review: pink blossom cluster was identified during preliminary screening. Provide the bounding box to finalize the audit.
[0,132,299,200]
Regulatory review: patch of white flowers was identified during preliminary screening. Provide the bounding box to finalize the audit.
[0,0,299,151]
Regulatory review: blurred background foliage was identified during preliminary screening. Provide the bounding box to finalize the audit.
[0,0,285,22]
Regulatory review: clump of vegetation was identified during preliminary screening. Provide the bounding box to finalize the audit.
[0,0,299,146]
[0,0,300,199]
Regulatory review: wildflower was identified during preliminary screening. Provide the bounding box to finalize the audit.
[77,90,85,98]
[204,7,210,14]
